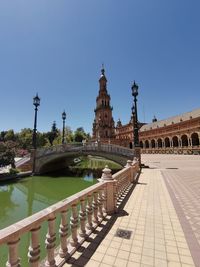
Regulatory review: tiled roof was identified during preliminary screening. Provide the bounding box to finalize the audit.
[140,108,200,132]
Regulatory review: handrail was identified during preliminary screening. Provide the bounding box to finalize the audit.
[0,160,139,266]
[0,181,105,244]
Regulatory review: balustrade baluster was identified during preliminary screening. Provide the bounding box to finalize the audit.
[92,191,99,224]
[102,185,107,214]
[6,238,21,267]
[98,189,104,219]
[45,217,56,267]
[28,226,41,267]
[59,209,69,258]
[70,203,78,247]
[79,199,87,238]
[86,195,93,230]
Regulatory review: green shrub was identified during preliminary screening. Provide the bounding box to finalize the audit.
[9,168,19,175]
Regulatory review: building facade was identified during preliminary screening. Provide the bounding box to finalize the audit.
[139,109,200,154]
[115,109,200,154]
[92,69,200,154]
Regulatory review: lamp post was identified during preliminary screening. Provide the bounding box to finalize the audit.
[62,110,66,144]
[131,81,141,164]
[32,93,40,174]
[131,81,139,147]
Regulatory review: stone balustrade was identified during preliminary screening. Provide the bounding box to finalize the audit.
[0,160,139,267]
[35,142,135,159]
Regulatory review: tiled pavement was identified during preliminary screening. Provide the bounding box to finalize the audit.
[63,155,200,267]
[162,170,200,267]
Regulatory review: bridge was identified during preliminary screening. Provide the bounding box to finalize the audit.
[33,143,136,174]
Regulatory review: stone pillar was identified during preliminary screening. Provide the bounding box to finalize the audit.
[188,137,192,146]
[100,166,116,214]
[170,139,173,148]
[125,160,133,182]
[134,147,141,166]
[179,138,182,147]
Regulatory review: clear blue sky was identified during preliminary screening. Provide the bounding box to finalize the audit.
[0,0,200,134]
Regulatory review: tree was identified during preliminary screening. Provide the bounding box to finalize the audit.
[4,129,16,141]
[17,128,33,150]
[46,121,59,146]
[0,142,15,168]
[74,127,87,142]
[0,131,7,142]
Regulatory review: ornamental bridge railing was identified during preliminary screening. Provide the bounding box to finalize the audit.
[35,142,135,159]
[0,160,139,267]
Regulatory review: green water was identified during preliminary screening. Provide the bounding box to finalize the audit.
[0,156,121,266]
[0,175,97,266]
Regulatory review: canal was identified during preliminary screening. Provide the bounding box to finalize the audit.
[0,156,121,266]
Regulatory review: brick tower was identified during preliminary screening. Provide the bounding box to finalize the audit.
[92,67,115,142]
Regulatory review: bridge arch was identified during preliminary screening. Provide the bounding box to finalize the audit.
[34,144,135,174]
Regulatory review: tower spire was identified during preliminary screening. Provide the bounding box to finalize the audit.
[101,63,105,76]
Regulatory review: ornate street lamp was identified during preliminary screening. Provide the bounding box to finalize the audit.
[62,110,66,144]
[131,81,139,147]
[131,81,141,165]
[32,93,40,174]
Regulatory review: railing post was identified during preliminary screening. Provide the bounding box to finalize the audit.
[70,203,78,247]
[79,199,87,238]
[86,195,93,230]
[45,217,56,267]
[59,209,69,258]
[28,226,41,267]
[98,189,104,219]
[125,160,133,183]
[92,191,99,225]
[100,166,116,214]
[6,238,21,267]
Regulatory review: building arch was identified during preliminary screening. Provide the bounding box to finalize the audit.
[191,132,200,146]
[151,139,156,148]
[172,136,179,147]
[181,134,188,147]
[140,141,144,148]
[145,140,149,148]
[157,138,162,148]
[164,137,170,147]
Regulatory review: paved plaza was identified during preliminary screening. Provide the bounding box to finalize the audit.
[63,154,200,267]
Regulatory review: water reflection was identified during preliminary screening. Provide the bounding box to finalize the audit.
[0,184,19,224]
[83,172,94,182]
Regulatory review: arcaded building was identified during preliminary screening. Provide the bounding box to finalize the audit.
[139,108,200,154]
[92,69,200,154]
[115,109,200,154]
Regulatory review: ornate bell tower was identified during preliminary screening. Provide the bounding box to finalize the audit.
[92,66,115,141]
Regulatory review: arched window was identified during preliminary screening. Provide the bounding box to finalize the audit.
[181,135,188,147]
[172,136,178,147]
[157,138,162,148]
[165,137,170,147]
[151,139,155,148]
[140,141,143,148]
[191,133,199,146]
[145,140,149,148]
